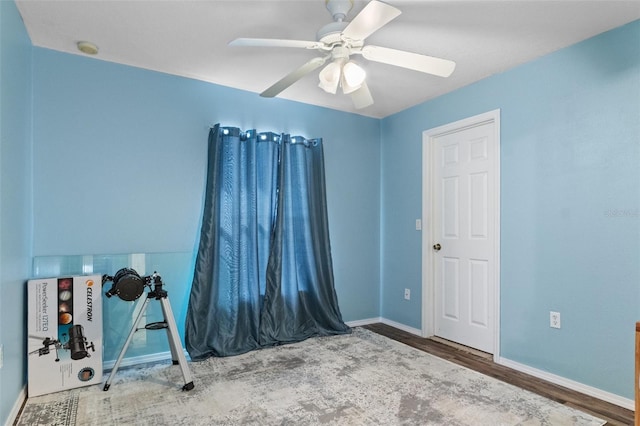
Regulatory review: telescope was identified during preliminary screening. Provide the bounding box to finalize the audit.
[29,324,95,362]
[101,268,194,392]
[102,267,159,301]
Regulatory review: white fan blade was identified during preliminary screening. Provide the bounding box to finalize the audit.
[261,56,329,98]
[342,1,401,42]
[362,45,456,77]
[350,81,374,109]
[229,38,324,50]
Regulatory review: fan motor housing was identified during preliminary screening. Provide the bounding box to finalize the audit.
[317,21,348,44]
[318,0,354,44]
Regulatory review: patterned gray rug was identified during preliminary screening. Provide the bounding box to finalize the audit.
[17,328,604,425]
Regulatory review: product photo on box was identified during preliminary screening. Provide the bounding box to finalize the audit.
[27,275,103,396]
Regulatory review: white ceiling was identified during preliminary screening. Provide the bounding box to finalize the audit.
[15,0,640,118]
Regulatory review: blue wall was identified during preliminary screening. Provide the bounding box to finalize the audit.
[380,21,640,399]
[0,1,33,424]
[30,48,382,347]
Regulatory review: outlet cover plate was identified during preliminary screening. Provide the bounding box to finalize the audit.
[550,311,561,329]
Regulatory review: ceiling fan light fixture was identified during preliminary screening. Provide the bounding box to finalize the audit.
[318,61,342,94]
[231,0,456,108]
[350,82,374,109]
[341,61,366,94]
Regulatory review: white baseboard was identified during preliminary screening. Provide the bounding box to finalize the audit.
[346,316,423,337]
[497,357,634,410]
[379,318,423,336]
[6,385,27,426]
[346,317,381,327]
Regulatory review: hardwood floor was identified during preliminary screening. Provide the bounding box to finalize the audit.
[364,323,634,426]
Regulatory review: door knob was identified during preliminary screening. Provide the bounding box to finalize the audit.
[433,243,441,251]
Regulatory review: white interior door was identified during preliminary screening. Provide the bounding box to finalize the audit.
[422,111,500,355]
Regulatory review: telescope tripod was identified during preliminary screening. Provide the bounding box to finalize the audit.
[103,284,194,391]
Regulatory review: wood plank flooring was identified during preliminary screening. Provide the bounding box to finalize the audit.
[363,323,634,426]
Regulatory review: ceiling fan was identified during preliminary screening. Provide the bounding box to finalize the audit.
[229,0,456,109]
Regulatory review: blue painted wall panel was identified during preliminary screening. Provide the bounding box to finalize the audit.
[31,48,382,329]
[380,20,640,399]
[0,1,32,424]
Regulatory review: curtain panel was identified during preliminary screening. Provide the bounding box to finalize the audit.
[185,125,349,360]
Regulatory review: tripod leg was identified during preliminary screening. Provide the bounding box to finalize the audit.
[103,297,150,391]
[163,315,180,365]
[159,297,194,391]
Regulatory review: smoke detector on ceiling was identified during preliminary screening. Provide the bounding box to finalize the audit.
[77,41,99,55]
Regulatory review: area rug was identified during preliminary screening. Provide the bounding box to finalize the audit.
[14,392,78,426]
[16,328,604,425]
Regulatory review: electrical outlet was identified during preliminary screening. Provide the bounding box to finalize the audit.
[550,311,561,329]
[0,344,3,369]
[404,288,411,300]
[415,219,422,231]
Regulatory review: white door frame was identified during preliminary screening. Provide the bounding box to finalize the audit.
[421,109,501,360]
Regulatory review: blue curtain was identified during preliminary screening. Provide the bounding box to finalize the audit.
[185,125,349,359]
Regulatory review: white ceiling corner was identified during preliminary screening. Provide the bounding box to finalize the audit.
[15,0,640,118]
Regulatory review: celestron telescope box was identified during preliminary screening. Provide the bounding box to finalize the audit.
[27,275,103,396]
